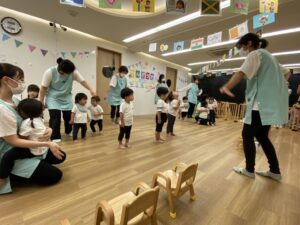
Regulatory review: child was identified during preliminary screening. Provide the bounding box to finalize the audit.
[89,96,104,134]
[208,97,217,125]
[180,96,189,120]
[0,99,63,185]
[195,101,209,125]
[155,87,169,143]
[27,84,40,99]
[167,91,180,136]
[118,88,134,149]
[70,93,89,142]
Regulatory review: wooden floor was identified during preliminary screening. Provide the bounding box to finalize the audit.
[0,116,299,225]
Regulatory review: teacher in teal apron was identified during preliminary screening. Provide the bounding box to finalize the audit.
[106,66,128,124]
[40,58,95,142]
[0,63,66,194]
[220,33,290,181]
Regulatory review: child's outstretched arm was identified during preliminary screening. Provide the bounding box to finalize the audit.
[70,112,75,125]
[157,111,162,124]
[120,112,125,127]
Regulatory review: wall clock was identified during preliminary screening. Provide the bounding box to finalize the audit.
[1,17,22,35]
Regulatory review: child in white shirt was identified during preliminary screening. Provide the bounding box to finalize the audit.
[167,91,180,136]
[70,93,90,142]
[195,101,209,125]
[89,96,104,134]
[27,84,40,99]
[208,97,217,125]
[180,96,189,120]
[155,87,169,143]
[118,88,134,149]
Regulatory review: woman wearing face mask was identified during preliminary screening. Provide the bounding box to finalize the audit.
[0,63,66,194]
[178,76,202,118]
[220,33,291,181]
[106,66,128,124]
[154,74,168,104]
[40,58,95,143]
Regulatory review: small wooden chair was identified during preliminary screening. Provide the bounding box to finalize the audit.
[152,162,198,219]
[60,183,159,225]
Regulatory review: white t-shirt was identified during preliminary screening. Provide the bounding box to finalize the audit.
[19,118,48,155]
[168,99,179,117]
[0,103,18,138]
[89,105,104,120]
[156,99,167,113]
[208,100,217,110]
[119,102,134,126]
[41,67,85,87]
[72,105,88,123]
[240,50,289,110]
[199,107,209,119]
[180,102,189,112]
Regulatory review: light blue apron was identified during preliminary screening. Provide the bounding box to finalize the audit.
[107,75,127,106]
[154,83,168,104]
[244,49,289,125]
[46,66,74,111]
[188,83,199,104]
[0,100,47,194]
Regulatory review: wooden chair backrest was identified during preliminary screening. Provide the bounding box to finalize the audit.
[96,201,115,225]
[120,187,160,225]
[176,163,198,194]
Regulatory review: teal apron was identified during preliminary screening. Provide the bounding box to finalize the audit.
[107,75,127,106]
[244,49,289,125]
[154,83,168,104]
[188,83,199,104]
[46,66,74,111]
[0,100,47,194]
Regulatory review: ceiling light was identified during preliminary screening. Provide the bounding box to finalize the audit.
[163,27,300,57]
[283,63,300,68]
[188,50,300,66]
[123,0,230,43]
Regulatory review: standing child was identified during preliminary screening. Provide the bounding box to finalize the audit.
[89,96,104,134]
[180,96,189,120]
[208,97,217,125]
[195,101,210,125]
[118,88,134,149]
[70,93,89,142]
[155,87,169,143]
[27,84,40,99]
[167,92,180,136]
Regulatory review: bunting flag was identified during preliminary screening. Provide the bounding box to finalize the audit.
[70,52,77,58]
[40,49,48,56]
[84,51,90,56]
[201,0,221,15]
[14,40,23,48]
[253,12,275,29]
[229,0,249,15]
[259,0,278,13]
[61,52,67,58]
[99,0,122,9]
[190,37,204,50]
[132,0,155,12]
[2,33,11,41]
[60,0,85,7]
[28,44,36,52]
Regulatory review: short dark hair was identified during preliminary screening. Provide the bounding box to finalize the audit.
[121,87,134,99]
[183,96,188,101]
[236,33,268,49]
[91,96,100,102]
[158,74,165,83]
[157,87,169,97]
[0,63,19,80]
[57,57,76,74]
[119,66,128,74]
[166,79,172,88]
[27,84,40,93]
[75,93,88,103]
[17,99,43,128]
[201,100,208,107]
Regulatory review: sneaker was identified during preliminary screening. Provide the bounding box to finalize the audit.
[256,171,282,181]
[52,139,62,143]
[233,167,255,178]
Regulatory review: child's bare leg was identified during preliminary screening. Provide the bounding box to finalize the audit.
[155,132,164,143]
[0,178,6,186]
[125,139,130,148]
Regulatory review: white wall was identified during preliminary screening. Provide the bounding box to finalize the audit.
[0,8,189,116]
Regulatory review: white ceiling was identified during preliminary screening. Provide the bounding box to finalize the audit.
[0,0,299,72]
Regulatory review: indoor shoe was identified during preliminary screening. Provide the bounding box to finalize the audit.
[233,167,255,178]
[256,171,282,181]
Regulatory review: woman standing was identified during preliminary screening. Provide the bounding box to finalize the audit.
[106,66,128,124]
[40,58,95,142]
[154,74,168,104]
[0,63,65,194]
[220,33,290,181]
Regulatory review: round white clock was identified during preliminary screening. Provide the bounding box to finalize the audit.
[1,17,22,35]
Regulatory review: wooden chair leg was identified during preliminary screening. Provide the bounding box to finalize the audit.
[167,193,176,219]
[189,185,196,201]
[151,213,158,225]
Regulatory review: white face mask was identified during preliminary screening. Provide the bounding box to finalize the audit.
[239,48,250,57]
[7,78,26,95]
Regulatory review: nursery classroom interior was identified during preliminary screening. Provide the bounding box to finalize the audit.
[0,0,300,225]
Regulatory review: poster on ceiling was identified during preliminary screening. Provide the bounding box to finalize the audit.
[253,12,275,29]
[190,38,204,50]
[132,0,155,12]
[60,0,85,7]
[229,0,249,15]
[259,0,278,13]
[99,0,122,9]
[173,41,185,52]
[207,31,222,45]
[166,0,187,14]
[201,0,221,15]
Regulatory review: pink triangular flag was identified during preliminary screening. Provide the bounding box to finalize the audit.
[28,44,36,52]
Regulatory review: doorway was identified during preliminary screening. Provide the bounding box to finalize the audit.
[166,67,178,91]
[96,47,122,114]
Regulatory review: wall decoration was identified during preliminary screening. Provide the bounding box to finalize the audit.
[28,44,36,53]
[228,48,233,59]
[149,43,157,52]
[173,41,184,52]
[253,12,275,29]
[259,0,278,13]
[70,52,77,58]
[60,0,85,7]
[229,0,249,15]
[132,0,155,12]
[255,29,263,37]
[201,0,221,15]
[1,33,11,41]
[14,40,23,48]
[159,44,169,52]
[207,31,222,45]
[99,0,122,9]
[237,21,249,37]
[166,0,187,14]
[190,37,204,50]
[229,26,239,40]
[1,17,22,35]
[233,46,240,56]
[40,49,48,56]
